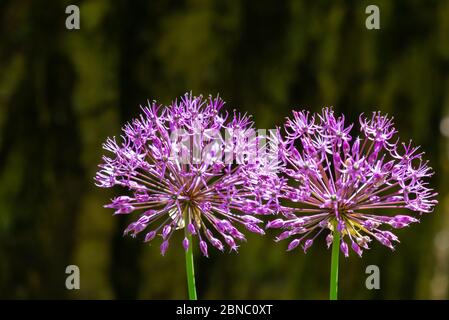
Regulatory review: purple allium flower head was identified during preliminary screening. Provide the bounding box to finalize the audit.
[271,108,437,256]
[95,93,273,256]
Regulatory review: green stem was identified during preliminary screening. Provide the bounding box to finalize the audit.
[185,233,197,300]
[329,230,340,300]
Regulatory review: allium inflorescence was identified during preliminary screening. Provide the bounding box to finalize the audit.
[95,93,277,256]
[267,108,437,257]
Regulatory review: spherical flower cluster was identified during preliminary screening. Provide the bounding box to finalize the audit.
[95,93,275,256]
[267,108,437,257]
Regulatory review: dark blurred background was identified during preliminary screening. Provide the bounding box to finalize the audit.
[0,0,448,299]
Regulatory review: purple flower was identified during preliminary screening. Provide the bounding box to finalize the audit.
[271,108,437,256]
[95,93,272,256]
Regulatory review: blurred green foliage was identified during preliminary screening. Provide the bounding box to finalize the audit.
[0,0,449,299]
